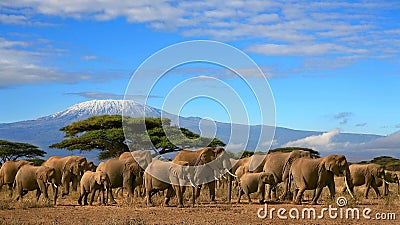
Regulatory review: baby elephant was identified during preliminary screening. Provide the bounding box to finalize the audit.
[238,172,276,203]
[14,165,57,204]
[78,171,110,206]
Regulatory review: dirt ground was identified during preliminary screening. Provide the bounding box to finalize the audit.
[0,178,399,225]
[0,201,399,225]
[0,193,399,225]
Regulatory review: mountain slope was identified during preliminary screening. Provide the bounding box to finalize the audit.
[0,100,384,162]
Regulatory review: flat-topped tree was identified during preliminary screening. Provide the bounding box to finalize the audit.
[50,115,225,160]
[0,140,46,165]
[269,147,320,158]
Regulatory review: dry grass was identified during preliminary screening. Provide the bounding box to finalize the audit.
[0,180,399,224]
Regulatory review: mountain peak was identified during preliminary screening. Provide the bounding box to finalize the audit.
[42,99,161,121]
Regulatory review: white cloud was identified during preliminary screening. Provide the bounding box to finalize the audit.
[1,0,398,58]
[284,128,341,150]
[0,37,121,87]
[82,55,97,60]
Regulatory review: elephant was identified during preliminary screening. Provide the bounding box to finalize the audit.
[237,172,277,204]
[234,165,249,187]
[63,156,89,191]
[119,150,152,170]
[342,163,385,198]
[78,171,110,206]
[96,157,141,204]
[173,147,235,203]
[14,165,57,204]
[144,159,193,207]
[263,150,312,200]
[42,156,87,200]
[290,154,354,205]
[0,160,33,197]
[377,171,400,196]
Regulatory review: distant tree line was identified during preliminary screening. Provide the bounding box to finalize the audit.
[0,140,46,166]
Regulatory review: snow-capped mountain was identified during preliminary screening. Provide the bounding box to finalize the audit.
[43,100,162,121]
[0,100,387,162]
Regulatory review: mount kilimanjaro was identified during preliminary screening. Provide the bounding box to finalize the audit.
[0,100,384,162]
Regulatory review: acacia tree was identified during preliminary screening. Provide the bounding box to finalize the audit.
[268,147,320,158]
[50,115,225,160]
[0,140,46,165]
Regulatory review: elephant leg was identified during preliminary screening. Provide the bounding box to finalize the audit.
[72,177,78,192]
[195,185,202,199]
[311,187,323,205]
[208,181,216,202]
[365,183,371,199]
[7,184,13,198]
[108,188,117,204]
[327,182,336,199]
[83,192,89,205]
[271,185,277,201]
[35,189,41,201]
[146,189,153,206]
[78,193,84,205]
[164,187,174,206]
[371,182,381,198]
[237,188,244,203]
[246,190,252,203]
[294,188,306,205]
[89,190,96,206]
[53,186,58,205]
[174,185,184,208]
[292,189,298,202]
[265,184,272,200]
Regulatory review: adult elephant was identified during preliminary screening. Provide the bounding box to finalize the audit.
[173,147,235,203]
[144,159,193,207]
[263,150,312,200]
[342,163,386,198]
[14,165,58,204]
[290,154,354,205]
[96,157,141,204]
[377,171,399,196]
[63,156,89,191]
[0,160,33,197]
[42,156,85,199]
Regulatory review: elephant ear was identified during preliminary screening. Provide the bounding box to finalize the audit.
[169,166,179,178]
[95,172,102,184]
[63,158,75,174]
[36,167,47,181]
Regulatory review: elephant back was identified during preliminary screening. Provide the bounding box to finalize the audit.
[15,165,38,188]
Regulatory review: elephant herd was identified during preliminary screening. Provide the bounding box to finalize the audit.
[0,148,399,208]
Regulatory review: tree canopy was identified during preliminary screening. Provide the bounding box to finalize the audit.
[359,156,400,171]
[268,147,320,158]
[0,140,46,165]
[50,115,225,160]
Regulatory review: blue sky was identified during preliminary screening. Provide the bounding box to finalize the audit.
[0,0,399,136]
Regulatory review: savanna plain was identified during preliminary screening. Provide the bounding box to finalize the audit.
[0,177,399,225]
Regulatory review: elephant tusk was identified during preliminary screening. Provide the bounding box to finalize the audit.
[214,176,219,181]
[344,176,354,199]
[226,169,237,178]
[221,174,227,179]
[53,184,58,188]
[190,179,196,188]
[384,179,390,185]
